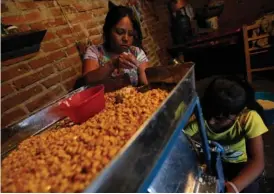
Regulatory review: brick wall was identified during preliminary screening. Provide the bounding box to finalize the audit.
[142,1,172,67]
[1,0,172,128]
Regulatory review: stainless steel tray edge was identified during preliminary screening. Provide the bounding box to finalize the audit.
[84,63,196,192]
[1,86,90,158]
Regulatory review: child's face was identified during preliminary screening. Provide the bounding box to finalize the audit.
[207,114,237,131]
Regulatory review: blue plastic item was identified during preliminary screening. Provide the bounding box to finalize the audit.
[255,92,274,126]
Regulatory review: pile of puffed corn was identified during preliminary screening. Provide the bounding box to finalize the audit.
[1,86,168,192]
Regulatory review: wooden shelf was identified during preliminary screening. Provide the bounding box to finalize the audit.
[249,45,272,52]
[1,30,47,61]
[246,24,260,31]
[250,50,269,55]
[251,66,274,72]
[248,34,269,41]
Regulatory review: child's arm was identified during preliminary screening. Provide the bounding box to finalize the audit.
[175,102,199,136]
[226,135,265,192]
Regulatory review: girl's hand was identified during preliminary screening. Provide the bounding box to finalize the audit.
[225,181,239,193]
[118,53,139,69]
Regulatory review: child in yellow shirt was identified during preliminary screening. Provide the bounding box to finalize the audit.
[183,76,268,192]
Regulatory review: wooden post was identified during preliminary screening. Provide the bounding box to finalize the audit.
[242,25,252,83]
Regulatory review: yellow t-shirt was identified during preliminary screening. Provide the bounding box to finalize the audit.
[183,109,268,163]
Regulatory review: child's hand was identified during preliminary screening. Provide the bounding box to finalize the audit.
[225,181,239,193]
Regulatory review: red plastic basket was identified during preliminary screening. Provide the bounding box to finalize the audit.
[59,85,105,123]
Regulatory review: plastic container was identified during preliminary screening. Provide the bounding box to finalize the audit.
[59,85,105,123]
[255,92,274,126]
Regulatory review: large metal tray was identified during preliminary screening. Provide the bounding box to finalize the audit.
[1,62,212,192]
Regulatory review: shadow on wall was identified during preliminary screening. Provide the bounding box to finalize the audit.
[218,0,274,29]
[189,0,274,29]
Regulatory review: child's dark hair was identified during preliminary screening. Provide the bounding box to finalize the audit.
[202,76,266,123]
[103,5,143,51]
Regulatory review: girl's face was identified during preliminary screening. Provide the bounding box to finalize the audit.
[110,16,135,53]
[207,114,237,132]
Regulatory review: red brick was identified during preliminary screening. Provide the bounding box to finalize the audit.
[42,74,61,88]
[16,2,37,10]
[63,6,77,14]
[1,3,9,12]
[29,56,50,69]
[26,85,65,112]
[61,68,77,81]
[18,24,31,32]
[2,85,43,113]
[74,63,82,74]
[91,1,104,9]
[66,46,78,55]
[86,20,97,29]
[78,31,89,39]
[31,18,66,30]
[74,55,82,65]
[92,37,103,45]
[24,10,43,23]
[42,42,63,52]
[142,28,148,38]
[89,28,100,36]
[47,50,67,62]
[73,4,86,12]
[57,0,73,6]
[62,76,78,91]
[56,27,72,38]
[60,37,77,47]
[1,83,15,98]
[98,17,106,25]
[73,55,82,64]
[43,31,57,42]
[144,17,155,24]
[14,66,54,89]
[35,2,47,10]
[1,63,31,82]
[92,8,108,17]
[2,52,38,66]
[55,55,81,71]
[1,107,27,128]
[50,7,62,17]
[73,24,82,33]
[2,15,25,25]
[46,1,55,7]
[69,13,91,24]
[74,3,94,12]
[47,18,66,27]
[73,4,85,12]
[30,22,45,30]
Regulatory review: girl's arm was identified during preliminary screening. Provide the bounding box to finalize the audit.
[138,62,148,85]
[83,59,132,92]
[87,74,131,93]
[83,59,117,84]
[226,135,265,192]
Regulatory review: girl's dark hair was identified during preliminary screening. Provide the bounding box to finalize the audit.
[201,76,266,123]
[103,5,143,51]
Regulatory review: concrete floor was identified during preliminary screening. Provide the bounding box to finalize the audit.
[196,75,274,192]
[252,76,274,192]
[262,125,274,192]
